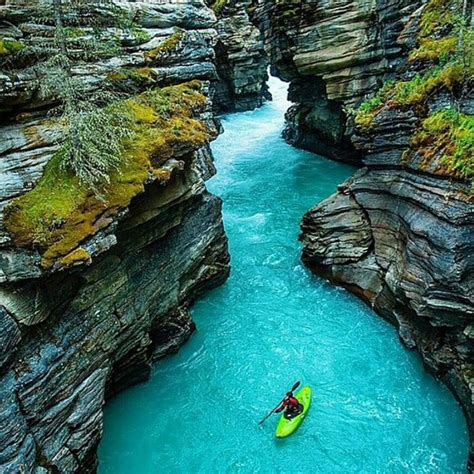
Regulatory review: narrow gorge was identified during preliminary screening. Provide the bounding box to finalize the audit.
[0,0,472,472]
[98,74,468,474]
[251,0,473,467]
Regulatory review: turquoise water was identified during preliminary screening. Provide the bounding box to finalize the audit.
[98,77,469,473]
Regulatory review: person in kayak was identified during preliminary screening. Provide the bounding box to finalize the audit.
[275,391,304,420]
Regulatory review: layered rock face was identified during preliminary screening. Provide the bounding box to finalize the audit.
[301,98,474,465]
[0,164,229,473]
[253,0,421,163]
[302,135,473,469]
[0,1,231,472]
[257,0,474,465]
[210,0,270,112]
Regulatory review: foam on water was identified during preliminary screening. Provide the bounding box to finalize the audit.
[98,76,469,473]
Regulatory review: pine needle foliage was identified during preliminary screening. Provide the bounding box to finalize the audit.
[30,0,137,194]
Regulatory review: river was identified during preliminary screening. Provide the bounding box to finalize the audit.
[98,76,468,473]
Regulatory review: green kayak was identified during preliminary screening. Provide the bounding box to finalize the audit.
[275,386,312,438]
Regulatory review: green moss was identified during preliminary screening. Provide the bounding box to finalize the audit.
[411,109,474,179]
[418,0,457,39]
[409,36,458,63]
[4,81,213,268]
[0,38,25,56]
[392,62,465,106]
[212,0,229,14]
[131,27,151,45]
[354,97,382,129]
[107,67,158,86]
[62,27,86,39]
[355,60,466,131]
[60,248,92,267]
[145,32,184,62]
[410,0,470,64]
[354,0,473,131]
[353,0,473,185]
[353,81,395,129]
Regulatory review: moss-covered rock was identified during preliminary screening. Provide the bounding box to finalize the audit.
[59,248,92,268]
[145,32,184,62]
[355,60,468,127]
[4,81,214,269]
[409,36,458,63]
[410,109,474,179]
[0,38,25,56]
[354,0,472,184]
[211,0,229,15]
[107,67,159,90]
[411,0,458,63]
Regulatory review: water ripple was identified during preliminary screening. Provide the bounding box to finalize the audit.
[99,76,468,474]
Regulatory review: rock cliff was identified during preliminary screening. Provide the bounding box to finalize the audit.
[254,0,473,466]
[1,0,472,471]
[0,1,233,472]
[209,0,270,112]
[253,0,422,163]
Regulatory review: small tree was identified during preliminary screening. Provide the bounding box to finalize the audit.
[36,0,134,193]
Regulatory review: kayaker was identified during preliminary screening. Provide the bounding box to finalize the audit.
[275,391,303,419]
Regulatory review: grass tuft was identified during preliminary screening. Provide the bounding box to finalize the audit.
[0,38,25,56]
[212,0,229,14]
[145,32,184,62]
[411,109,474,179]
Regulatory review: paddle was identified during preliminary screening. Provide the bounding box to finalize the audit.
[258,381,301,425]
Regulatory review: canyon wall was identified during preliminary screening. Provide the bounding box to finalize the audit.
[0,1,252,471]
[255,0,473,466]
[253,0,421,163]
[210,0,270,112]
[1,0,471,471]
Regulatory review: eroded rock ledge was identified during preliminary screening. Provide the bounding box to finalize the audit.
[210,0,270,112]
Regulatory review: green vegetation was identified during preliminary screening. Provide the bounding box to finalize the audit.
[418,0,456,37]
[62,27,86,39]
[409,37,458,63]
[353,81,394,128]
[212,0,228,15]
[0,38,25,56]
[107,67,159,90]
[354,60,467,127]
[355,0,471,128]
[145,31,184,61]
[4,81,212,268]
[411,109,474,179]
[59,248,91,268]
[33,0,138,194]
[410,0,458,63]
[131,27,151,45]
[391,62,465,106]
[352,0,473,185]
